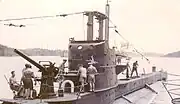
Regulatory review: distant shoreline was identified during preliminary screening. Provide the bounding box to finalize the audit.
[162,51,180,58]
[0,56,67,57]
[3,44,179,57]
[0,44,68,57]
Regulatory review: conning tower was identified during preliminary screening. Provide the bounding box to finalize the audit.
[67,7,118,91]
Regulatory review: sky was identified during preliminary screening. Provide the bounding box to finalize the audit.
[0,0,180,54]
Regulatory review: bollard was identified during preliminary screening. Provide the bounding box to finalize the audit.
[58,89,64,97]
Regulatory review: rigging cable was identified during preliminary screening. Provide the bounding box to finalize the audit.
[0,12,85,28]
[109,19,150,63]
[0,12,85,22]
[0,11,150,63]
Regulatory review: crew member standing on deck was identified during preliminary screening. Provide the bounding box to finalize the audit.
[77,64,87,93]
[59,59,67,73]
[130,61,139,77]
[126,62,131,78]
[55,59,67,89]
[20,64,35,100]
[87,63,97,92]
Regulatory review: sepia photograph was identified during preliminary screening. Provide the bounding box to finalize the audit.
[0,0,179,104]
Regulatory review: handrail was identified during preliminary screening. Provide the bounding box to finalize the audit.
[163,83,180,87]
[100,65,116,68]
[162,72,180,103]
[40,82,88,89]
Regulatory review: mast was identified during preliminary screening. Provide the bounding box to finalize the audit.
[105,0,110,46]
[98,18,104,40]
[85,11,107,41]
[87,12,94,41]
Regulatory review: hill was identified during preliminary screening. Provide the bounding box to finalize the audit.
[163,51,180,57]
[0,44,14,56]
[21,48,67,57]
[0,44,67,57]
[0,44,163,57]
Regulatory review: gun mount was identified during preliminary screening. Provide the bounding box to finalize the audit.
[14,49,58,99]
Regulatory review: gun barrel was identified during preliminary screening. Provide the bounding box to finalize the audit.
[14,49,45,71]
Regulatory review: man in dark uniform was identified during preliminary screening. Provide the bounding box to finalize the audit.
[126,62,131,78]
[130,61,139,77]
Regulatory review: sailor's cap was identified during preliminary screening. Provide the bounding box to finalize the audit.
[11,71,15,74]
[63,59,67,61]
[25,64,32,68]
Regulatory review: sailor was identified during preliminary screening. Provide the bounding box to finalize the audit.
[130,61,139,77]
[20,64,35,99]
[9,71,24,98]
[55,59,67,87]
[9,71,17,97]
[9,71,20,91]
[87,63,97,92]
[59,59,67,73]
[126,62,131,78]
[22,64,32,75]
[56,69,65,90]
[117,57,121,65]
[77,64,87,92]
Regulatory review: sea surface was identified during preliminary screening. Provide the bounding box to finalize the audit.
[0,56,179,103]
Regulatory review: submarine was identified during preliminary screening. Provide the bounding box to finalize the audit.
[0,1,167,104]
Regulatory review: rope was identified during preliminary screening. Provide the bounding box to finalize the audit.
[169,88,180,91]
[169,91,180,96]
[108,19,150,64]
[56,12,84,17]
[167,73,180,77]
[0,15,55,22]
[0,10,150,63]
[167,79,180,81]
[163,83,180,87]
[0,12,85,22]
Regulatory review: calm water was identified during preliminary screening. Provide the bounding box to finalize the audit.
[0,56,179,103]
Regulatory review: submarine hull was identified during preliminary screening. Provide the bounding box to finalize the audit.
[0,71,167,104]
[75,71,167,104]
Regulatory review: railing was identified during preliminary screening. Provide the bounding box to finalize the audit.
[34,80,88,99]
[162,73,180,104]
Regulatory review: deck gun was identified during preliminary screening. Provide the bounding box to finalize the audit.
[14,49,59,98]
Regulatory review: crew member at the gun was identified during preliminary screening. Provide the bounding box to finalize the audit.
[9,71,23,97]
[20,64,36,100]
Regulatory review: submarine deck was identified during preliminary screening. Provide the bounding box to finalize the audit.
[0,93,90,104]
[0,71,167,104]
